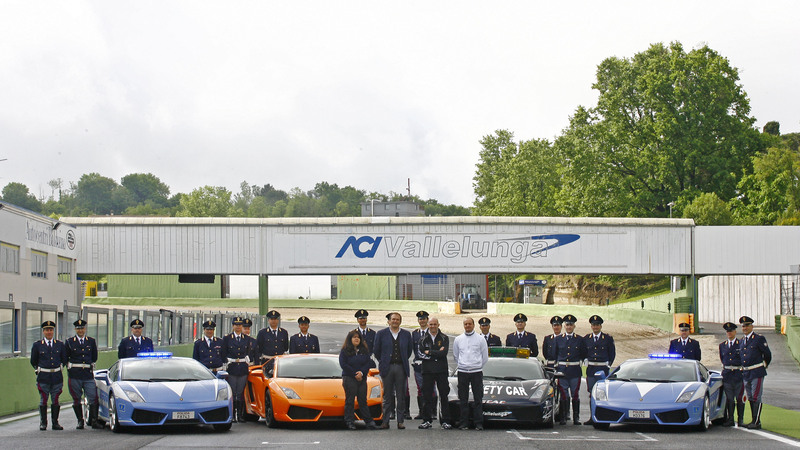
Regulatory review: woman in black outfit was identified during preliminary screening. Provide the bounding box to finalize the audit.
[339,330,379,430]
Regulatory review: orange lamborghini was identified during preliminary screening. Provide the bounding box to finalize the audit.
[243,353,383,427]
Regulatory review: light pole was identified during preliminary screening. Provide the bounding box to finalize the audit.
[667,201,675,218]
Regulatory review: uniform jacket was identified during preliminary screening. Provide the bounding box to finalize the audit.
[193,336,225,369]
[668,337,701,361]
[739,332,771,380]
[541,333,562,366]
[719,338,744,384]
[65,335,98,380]
[30,339,67,384]
[118,335,154,359]
[506,331,539,357]
[339,348,375,379]
[222,333,252,376]
[481,333,502,347]
[411,328,429,370]
[355,327,376,355]
[419,332,449,374]
[555,334,587,378]
[373,327,413,377]
[585,332,616,371]
[257,327,289,358]
[289,333,320,354]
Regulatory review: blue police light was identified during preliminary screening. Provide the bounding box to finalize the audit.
[648,353,682,359]
[137,351,173,358]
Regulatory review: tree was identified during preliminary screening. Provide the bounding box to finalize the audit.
[176,186,233,217]
[254,184,288,206]
[731,146,800,224]
[74,173,119,214]
[473,130,517,214]
[121,173,170,207]
[682,192,733,225]
[763,121,780,136]
[1,182,42,211]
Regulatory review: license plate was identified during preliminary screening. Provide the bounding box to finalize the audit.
[172,411,195,420]
[628,410,650,419]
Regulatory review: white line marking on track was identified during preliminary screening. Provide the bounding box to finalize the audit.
[262,442,320,445]
[0,412,37,425]
[507,429,657,442]
[736,427,800,447]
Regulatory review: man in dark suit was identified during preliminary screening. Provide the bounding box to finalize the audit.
[223,316,251,422]
[354,309,376,354]
[668,322,701,361]
[583,315,615,425]
[257,310,289,361]
[193,320,225,372]
[118,319,154,359]
[739,315,771,429]
[719,322,744,427]
[373,312,413,429]
[505,313,539,357]
[65,319,99,429]
[541,316,563,369]
[555,314,587,425]
[478,317,502,347]
[30,321,68,430]
[289,316,320,353]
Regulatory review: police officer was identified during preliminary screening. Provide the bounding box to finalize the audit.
[118,319,154,359]
[478,317,502,347]
[739,315,771,429]
[505,313,539,357]
[354,309,376,355]
[289,316,320,353]
[555,314,587,425]
[65,319,99,429]
[257,310,289,361]
[668,322,701,360]
[541,316,563,369]
[223,317,251,422]
[411,310,431,420]
[719,322,745,427]
[584,315,615,425]
[30,321,67,430]
[193,320,225,372]
[242,317,258,362]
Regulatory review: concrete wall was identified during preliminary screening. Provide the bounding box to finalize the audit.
[784,315,800,364]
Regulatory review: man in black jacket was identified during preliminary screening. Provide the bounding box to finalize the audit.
[417,318,453,429]
[65,319,99,429]
[30,321,67,430]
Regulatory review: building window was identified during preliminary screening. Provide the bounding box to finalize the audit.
[0,242,20,274]
[31,250,47,279]
[57,256,72,283]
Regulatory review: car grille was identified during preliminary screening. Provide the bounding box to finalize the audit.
[131,409,167,424]
[594,407,623,422]
[656,409,689,424]
[287,406,321,420]
[201,406,230,423]
[355,404,382,421]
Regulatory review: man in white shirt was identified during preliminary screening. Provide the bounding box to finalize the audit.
[452,317,488,430]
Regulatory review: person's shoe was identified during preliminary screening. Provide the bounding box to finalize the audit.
[747,422,761,430]
[475,424,483,431]
[573,419,581,425]
[39,405,47,431]
[366,422,379,430]
[388,411,395,420]
[583,419,594,425]
[559,418,566,425]
[73,404,85,430]
[397,422,405,429]
[380,422,390,429]
[441,422,452,429]
[51,405,63,431]
[460,425,470,430]
[346,422,357,430]
[418,421,432,429]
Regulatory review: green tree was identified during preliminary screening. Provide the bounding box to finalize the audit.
[473,130,517,214]
[254,184,288,206]
[176,186,233,217]
[247,196,271,217]
[682,192,733,225]
[74,173,119,214]
[763,121,780,136]
[121,173,170,207]
[731,146,800,224]
[1,182,42,211]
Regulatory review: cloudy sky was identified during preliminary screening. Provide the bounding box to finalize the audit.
[1,1,797,207]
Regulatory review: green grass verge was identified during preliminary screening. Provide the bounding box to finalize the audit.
[83,297,261,308]
[749,402,800,439]
[610,289,671,305]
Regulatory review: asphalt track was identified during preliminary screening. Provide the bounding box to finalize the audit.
[1,323,798,449]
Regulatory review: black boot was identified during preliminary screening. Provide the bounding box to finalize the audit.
[736,401,745,428]
[403,394,412,420]
[231,400,238,422]
[89,404,102,429]
[73,404,85,429]
[572,399,580,425]
[39,405,47,431]
[51,405,63,430]
[237,400,247,423]
[722,402,734,426]
[414,397,424,420]
[746,401,761,429]
[559,398,569,425]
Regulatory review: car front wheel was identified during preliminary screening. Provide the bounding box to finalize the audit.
[697,396,710,431]
[109,395,124,433]
[264,390,277,428]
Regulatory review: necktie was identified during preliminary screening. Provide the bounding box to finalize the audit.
[682,340,686,347]
[237,335,241,343]
[273,330,277,338]
[80,339,84,345]
[48,341,52,349]
[594,336,598,343]
[567,335,571,341]
[518,333,523,339]
[485,335,489,342]
[136,338,140,345]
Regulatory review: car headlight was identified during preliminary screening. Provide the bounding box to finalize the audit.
[529,384,551,401]
[280,387,300,399]
[593,385,607,401]
[216,386,230,401]
[676,389,696,403]
[370,385,381,399]
[121,388,145,403]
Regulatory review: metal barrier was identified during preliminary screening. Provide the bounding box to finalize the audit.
[0,301,14,356]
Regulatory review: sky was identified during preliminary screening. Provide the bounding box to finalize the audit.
[1,1,798,208]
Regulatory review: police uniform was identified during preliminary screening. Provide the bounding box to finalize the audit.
[738,316,771,429]
[30,321,68,430]
[584,315,615,395]
[289,316,320,353]
[65,319,99,429]
[193,320,225,371]
[242,318,259,363]
[505,313,539,357]
[256,310,289,360]
[354,309,377,355]
[541,316,563,368]
[118,319,154,358]
[719,322,745,427]
[411,311,432,420]
[223,317,250,422]
[478,317,502,347]
[668,322,701,361]
[555,314,587,425]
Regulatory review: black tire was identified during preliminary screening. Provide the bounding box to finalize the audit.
[697,396,711,431]
[544,401,556,429]
[213,422,232,431]
[108,395,124,433]
[264,390,278,428]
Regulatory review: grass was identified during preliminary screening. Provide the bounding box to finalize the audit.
[751,403,800,439]
[83,297,261,308]
[609,289,672,305]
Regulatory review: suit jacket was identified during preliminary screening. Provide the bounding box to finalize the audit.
[355,327,377,355]
[585,332,616,370]
[481,333,502,347]
[541,333,562,366]
[739,333,771,380]
[222,333,252,376]
[555,334,587,378]
[373,327,413,377]
[719,339,743,384]
[668,338,701,361]
[65,335,98,380]
[506,331,539,357]
[256,327,289,359]
[193,336,225,369]
[30,339,68,384]
[118,335,154,359]
[289,333,320,354]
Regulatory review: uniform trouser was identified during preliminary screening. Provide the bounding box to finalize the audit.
[457,371,483,427]
[68,378,97,406]
[227,375,247,402]
[37,382,62,406]
[723,380,745,404]
[586,365,608,394]
[559,376,581,402]
[743,376,764,403]
[382,364,407,423]
[422,371,450,423]
[342,375,373,424]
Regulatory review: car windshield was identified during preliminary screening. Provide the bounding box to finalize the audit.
[609,360,697,383]
[121,358,215,382]
[277,356,342,379]
[482,358,545,380]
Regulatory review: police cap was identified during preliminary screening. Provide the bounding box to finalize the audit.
[416,310,429,319]
[130,319,144,328]
[73,319,88,328]
[549,316,563,325]
[41,320,56,329]
[514,313,527,323]
[722,322,737,332]
[589,315,604,325]
[202,320,216,329]
[266,310,281,319]
[232,316,244,325]
[478,317,491,326]
[243,318,253,327]
[562,314,577,324]
[739,316,754,325]
[678,322,691,330]
[355,309,369,319]
[297,316,310,324]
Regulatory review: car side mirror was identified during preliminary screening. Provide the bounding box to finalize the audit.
[368,368,380,377]
[94,370,109,384]
[267,369,274,377]
[709,373,722,383]
[216,370,229,380]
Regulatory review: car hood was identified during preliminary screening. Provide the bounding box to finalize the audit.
[449,377,551,401]
[604,380,702,402]
[274,378,346,399]
[116,379,223,403]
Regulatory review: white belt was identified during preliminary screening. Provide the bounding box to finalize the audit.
[68,362,93,369]
[723,365,743,371]
[37,367,62,373]
[558,361,582,366]
[743,362,765,371]
[545,360,556,365]
[587,361,609,367]
[228,357,250,363]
